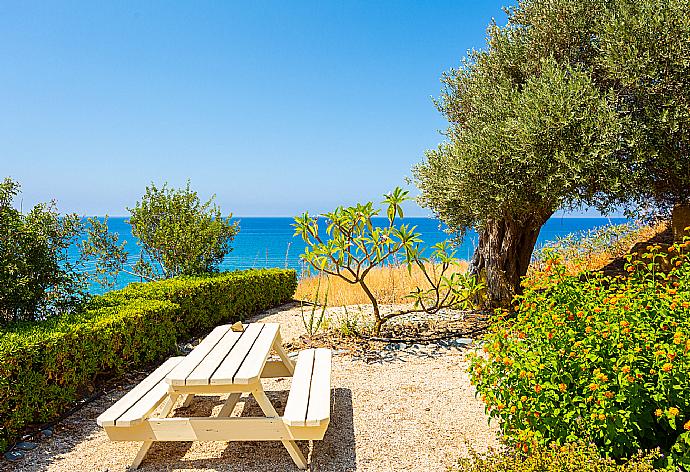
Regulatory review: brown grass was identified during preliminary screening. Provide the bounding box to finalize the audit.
[296,221,671,307]
[295,261,469,306]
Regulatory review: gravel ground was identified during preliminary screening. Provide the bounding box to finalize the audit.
[5,304,498,472]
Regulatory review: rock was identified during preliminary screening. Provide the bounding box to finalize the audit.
[4,450,24,461]
[40,428,53,438]
[15,441,37,451]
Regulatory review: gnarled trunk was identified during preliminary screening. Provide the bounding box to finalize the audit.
[672,203,690,242]
[469,214,551,308]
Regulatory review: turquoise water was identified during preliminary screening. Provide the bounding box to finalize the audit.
[77,216,627,292]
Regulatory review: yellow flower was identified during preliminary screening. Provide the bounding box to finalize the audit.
[684,420,690,431]
[669,407,680,417]
[621,366,630,374]
[655,409,663,417]
[662,363,673,373]
[598,413,606,421]
[588,383,599,391]
[558,383,567,392]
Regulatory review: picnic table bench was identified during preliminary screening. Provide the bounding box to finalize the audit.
[97,322,332,470]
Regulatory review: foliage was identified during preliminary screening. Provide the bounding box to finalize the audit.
[0,178,88,324]
[529,222,665,279]
[415,57,622,233]
[597,0,690,210]
[469,235,690,466]
[88,181,239,284]
[293,188,481,334]
[413,0,690,306]
[453,442,657,472]
[0,268,296,452]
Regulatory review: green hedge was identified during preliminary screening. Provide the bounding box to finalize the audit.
[0,268,296,452]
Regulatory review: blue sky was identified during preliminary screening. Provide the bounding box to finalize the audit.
[1,1,599,218]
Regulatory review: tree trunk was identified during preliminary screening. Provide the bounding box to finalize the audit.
[469,215,551,308]
[672,203,690,243]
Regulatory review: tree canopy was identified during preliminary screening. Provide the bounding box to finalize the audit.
[414,0,690,306]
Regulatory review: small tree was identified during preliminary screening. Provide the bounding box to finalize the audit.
[293,188,482,334]
[0,178,87,323]
[87,181,239,283]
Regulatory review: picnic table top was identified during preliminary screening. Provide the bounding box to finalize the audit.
[165,322,282,388]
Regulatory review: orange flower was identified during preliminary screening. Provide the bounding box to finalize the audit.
[626,375,635,382]
[620,321,629,327]
[621,366,630,374]
[588,383,599,391]
[520,395,528,403]
[534,384,542,394]
[662,363,673,373]
[669,407,679,417]
[558,383,567,392]
[655,409,663,417]
[604,391,615,399]
[598,413,606,421]
[684,420,690,431]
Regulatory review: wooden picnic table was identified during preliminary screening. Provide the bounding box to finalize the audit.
[97,322,332,470]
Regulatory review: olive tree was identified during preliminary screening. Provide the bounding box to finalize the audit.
[597,0,690,239]
[294,188,482,334]
[414,0,690,307]
[415,53,623,306]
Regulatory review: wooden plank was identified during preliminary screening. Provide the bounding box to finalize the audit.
[233,324,279,384]
[306,348,332,426]
[185,329,242,386]
[116,382,170,426]
[282,349,315,426]
[166,325,230,386]
[272,331,296,375]
[97,357,183,427]
[217,393,242,417]
[210,324,264,385]
[104,417,328,442]
[261,360,293,378]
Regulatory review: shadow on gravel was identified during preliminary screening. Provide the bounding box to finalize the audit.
[141,387,356,471]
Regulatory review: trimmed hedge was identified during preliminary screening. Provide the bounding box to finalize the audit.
[0,268,296,451]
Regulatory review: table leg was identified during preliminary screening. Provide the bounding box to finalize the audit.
[182,394,195,407]
[130,393,179,470]
[218,392,242,417]
[273,332,295,375]
[253,387,307,469]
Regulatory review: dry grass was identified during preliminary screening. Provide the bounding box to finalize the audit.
[295,261,469,306]
[296,222,670,307]
[528,220,669,279]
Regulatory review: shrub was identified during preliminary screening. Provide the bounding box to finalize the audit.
[453,442,657,472]
[95,268,297,339]
[85,181,240,285]
[469,238,690,466]
[0,178,87,324]
[0,268,296,452]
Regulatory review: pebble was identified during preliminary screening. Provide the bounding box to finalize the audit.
[4,450,25,461]
[15,441,37,451]
[41,428,53,438]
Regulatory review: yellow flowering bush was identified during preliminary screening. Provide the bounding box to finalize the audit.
[469,237,690,467]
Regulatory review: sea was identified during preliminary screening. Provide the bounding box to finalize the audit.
[77,216,628,293]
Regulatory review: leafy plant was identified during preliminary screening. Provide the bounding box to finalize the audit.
[453,442,657,472]
[469,233,690,466]
[0,178,88,324]
[88,181,239,284]
[293,188,481,334]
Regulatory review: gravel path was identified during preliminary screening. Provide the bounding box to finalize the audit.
[5,304,498,472]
